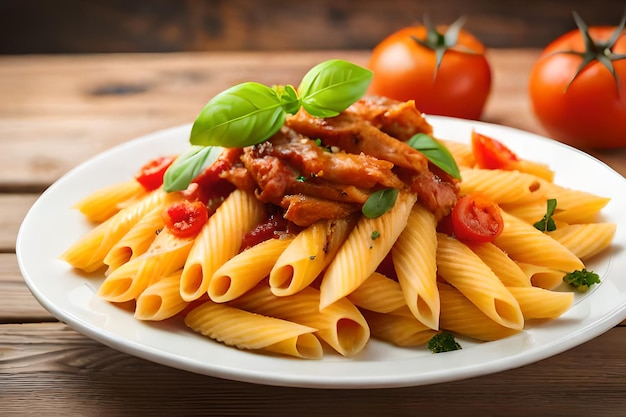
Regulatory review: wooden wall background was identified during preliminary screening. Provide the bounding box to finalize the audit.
[0,0,624,54]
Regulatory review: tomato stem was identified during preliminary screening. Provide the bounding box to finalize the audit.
[554,9,626,94]
[410,15,479,79]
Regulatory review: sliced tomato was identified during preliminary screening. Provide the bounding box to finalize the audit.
[163,200,209,238]
[135,156,176,191]
[450,193,503,243]
[471,131,519,170]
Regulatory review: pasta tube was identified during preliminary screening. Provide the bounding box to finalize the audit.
[179,189,266,301]
[185,300,323,359]
[231,284,370,357]
[319,191,416,309]
[270,216,355,296]
[392,202,440,330]
[436,233,524,331]
[135,271,188,321]
[209,236,294,302]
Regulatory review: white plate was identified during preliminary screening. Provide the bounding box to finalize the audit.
[17,116,626,389]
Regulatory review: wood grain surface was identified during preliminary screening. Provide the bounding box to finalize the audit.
[1,0,625,53]
[1,50,626,417]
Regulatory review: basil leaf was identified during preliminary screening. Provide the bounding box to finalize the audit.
[298,59,373,118]
[190,82,286,148]
[407,133,461,179]
[273,84,301,115]
[362,188,399,218]
[163,145,223,192]
[534,198,557,232]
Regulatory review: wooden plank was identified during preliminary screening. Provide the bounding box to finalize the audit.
[2,50,625,189]
[0,51,364,187]
[0,254,52,321]
[0,194,38,250]
[0,322,625,417]
[0,0,622,53]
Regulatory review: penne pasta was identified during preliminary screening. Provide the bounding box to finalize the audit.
[516,262,566,290]
[347,272,407,314]
[103,205,165,271]
[392,202,440,330]
[61,93,617,360]
[73,179,147,223]
[135,271,188,321]
[230,284,370,357]
[97,228,195,302]
[538,180,611,224]
[507,286,574,320]
[459,168,545,205]
[179,189,266,302]
[270,216,355,296]
[547,223,617,261]
[185,300,323,359]
[362,309,437,347]
[436,233,524,331]
[499,200,550,225]
[319,191,417,310]
[438,283,521,341]
[60,190,166,273]
[495,210,585,273]
[468,242,530,287]
[209,236,294,303]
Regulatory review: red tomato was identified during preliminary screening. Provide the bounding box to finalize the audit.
[471,130,519,170]
[529,14,626,149]
[368,19,492,120]
[450,193,503,243]
[163,200,208,238]
[135,156,176,191]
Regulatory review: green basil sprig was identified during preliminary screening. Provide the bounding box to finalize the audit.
[534,198,557,232]
[163,145,223,192]
[190,59,373,148]
[163,59,373,192]
[190,82,288,148]
[407,133,461,179]
[362,188,399,219]
[298,59,374,118]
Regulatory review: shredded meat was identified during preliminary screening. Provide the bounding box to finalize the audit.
[256,127,404,189]
[407,169,459,221]
[214,96,458,227]
[286,109,428,173]
[345,96,434,140]
[281,195,360,226]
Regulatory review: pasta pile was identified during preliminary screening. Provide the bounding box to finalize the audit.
[61,128,616,360]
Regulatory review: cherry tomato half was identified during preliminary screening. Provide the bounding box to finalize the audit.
[450,193,503,243]
[163,200,209,238]
[471,131,519,170]
[368,20,492,120]
[135,156,176,191]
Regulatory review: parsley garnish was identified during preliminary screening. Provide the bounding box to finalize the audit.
[534,198,557,232]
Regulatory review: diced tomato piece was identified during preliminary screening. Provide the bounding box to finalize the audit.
[163,200,209,238]
[135,156,176,191]
[471,131,519,170]
[450,193,503,243]
[240,208,292,250]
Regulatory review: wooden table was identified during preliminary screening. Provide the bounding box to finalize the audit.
[2,50,626,417]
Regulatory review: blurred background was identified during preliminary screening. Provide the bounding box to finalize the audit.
[1,0,624,54]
